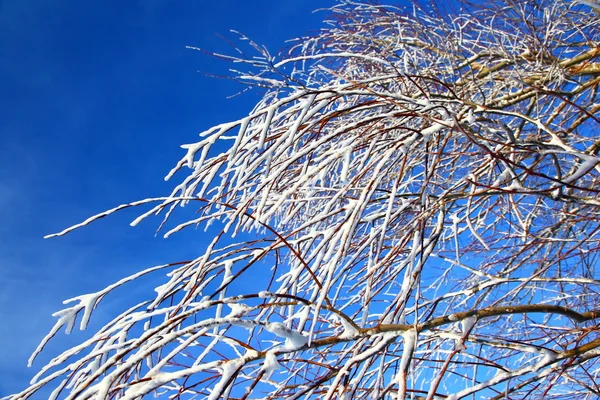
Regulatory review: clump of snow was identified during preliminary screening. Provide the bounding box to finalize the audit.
[395,329,418,398]
[450,213,461,224]
[265,322,308,351]
[461,315,477,334]
[400,329,417,373]
[454,341,467,352]
[208,359,242,400]
[532,349,557,372]
[227,303,251,318]
[563,156,598,184]
[466,108,476,124]
[261,351,280,379]
[338,317,360,339]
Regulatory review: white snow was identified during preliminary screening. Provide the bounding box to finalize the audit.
[338,317,360,339]
[466,108,476,124]
[227,303,251,318]
[461,316,477,334]
[562,156,598,184]
[261,351,280,379]
[400,329,417,373]
[265,322,308,351]
[208,359,241,400]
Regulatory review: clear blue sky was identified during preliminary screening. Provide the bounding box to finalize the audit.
[0,1,329,396]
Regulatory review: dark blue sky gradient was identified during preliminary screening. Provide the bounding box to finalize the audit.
[0,1,329,396]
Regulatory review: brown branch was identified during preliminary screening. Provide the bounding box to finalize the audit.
[372,304,600,335]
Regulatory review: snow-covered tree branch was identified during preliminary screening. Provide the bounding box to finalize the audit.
[5,0,600,398]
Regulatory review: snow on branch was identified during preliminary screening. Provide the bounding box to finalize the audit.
[6,0,600,399]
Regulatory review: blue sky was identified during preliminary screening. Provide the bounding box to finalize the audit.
[0,1,329,396]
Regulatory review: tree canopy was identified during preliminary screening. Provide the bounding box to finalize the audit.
[6,0,600,399]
